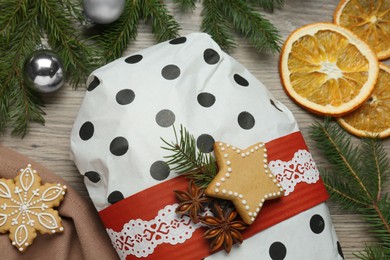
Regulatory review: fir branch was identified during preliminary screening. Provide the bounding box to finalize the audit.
[97,0,141,62]
[0,0,97,136]
[173,0,197,12]
[9,81,45,137]
[0,0,29,37]
[310,119,390,257]
[141,0,180,42]
[37,0,99,87]
[0,87,11,134]
[201,0,237,51]
[221,0,282,53]
[248,0,284,12]
[360,138,390,201]
[59,0,85,23]
[0,2,44,136]
[355,246,390,260]
[161,125,217,188]
[310,119,374,203]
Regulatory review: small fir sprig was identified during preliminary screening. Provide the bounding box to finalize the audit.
[310,119,390,259]
[161,125,218,188]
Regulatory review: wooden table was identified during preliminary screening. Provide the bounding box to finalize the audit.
[1,0,389,258]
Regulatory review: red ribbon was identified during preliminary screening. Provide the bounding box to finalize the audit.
[99,132,329,259]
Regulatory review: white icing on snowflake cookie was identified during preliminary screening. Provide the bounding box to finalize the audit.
[0,164,66,252]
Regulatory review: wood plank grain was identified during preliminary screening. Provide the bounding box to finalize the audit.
[1,0,389,259]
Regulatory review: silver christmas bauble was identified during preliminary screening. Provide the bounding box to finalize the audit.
[83,0,125,24]
[24,50,65,93]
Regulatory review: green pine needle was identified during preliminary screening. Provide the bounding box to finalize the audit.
[248,0,284,12]
[355,245,390,260]
[173,0,197,12]
[97,0,141,62]
[222,0,282,53]
[201,0,237,51]
[310,119,390,257]
[141,0,180,42]
[9,82,46,137]
[38,0,100,87]
[161,125,218,188]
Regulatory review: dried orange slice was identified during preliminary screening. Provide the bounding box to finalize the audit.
[334,0,390,60]
[280,23,379,116]
[338,63,390,138]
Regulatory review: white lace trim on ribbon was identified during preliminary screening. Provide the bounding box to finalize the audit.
[106,204,202,259]
[268,149,319,195]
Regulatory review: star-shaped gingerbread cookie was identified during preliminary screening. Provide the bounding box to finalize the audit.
[205,142,284,224]
[0,164,67,252]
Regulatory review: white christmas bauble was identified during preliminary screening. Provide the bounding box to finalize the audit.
[84,0,125,24]
[24,50,65,93]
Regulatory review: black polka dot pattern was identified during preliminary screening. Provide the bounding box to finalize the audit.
[116,89,135,105]
[310,214,325,234]
[337,241,344,258]
[87,76,100,92]
[125,54,143,64]
[269,241,287,260]
[156,109,175,127]
[150,161,170,180]
[196,134,215,153]
[238,111,255,130]
[197,92,216,107]
[234,74,249,87]
[84,171,101,183]
[271,99,283,112]
[203,48,220,65]
[161,65,181,80]
[108,191,124,204]
[110,137,129,156]
[79,121,94,141]
[169,37,187,45]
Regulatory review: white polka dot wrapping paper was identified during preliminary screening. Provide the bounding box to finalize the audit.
[70,33,344,259]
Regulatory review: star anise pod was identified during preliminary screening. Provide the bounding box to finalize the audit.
[174,180,210,223]
[199,202,248,253]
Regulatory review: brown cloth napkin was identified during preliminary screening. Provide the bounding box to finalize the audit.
[0,145,119,260]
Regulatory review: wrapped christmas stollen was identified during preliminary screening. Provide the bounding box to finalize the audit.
[0,145,118,260]
[70,33,344,259]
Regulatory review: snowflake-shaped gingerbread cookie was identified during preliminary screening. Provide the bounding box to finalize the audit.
[0,164,67,252]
